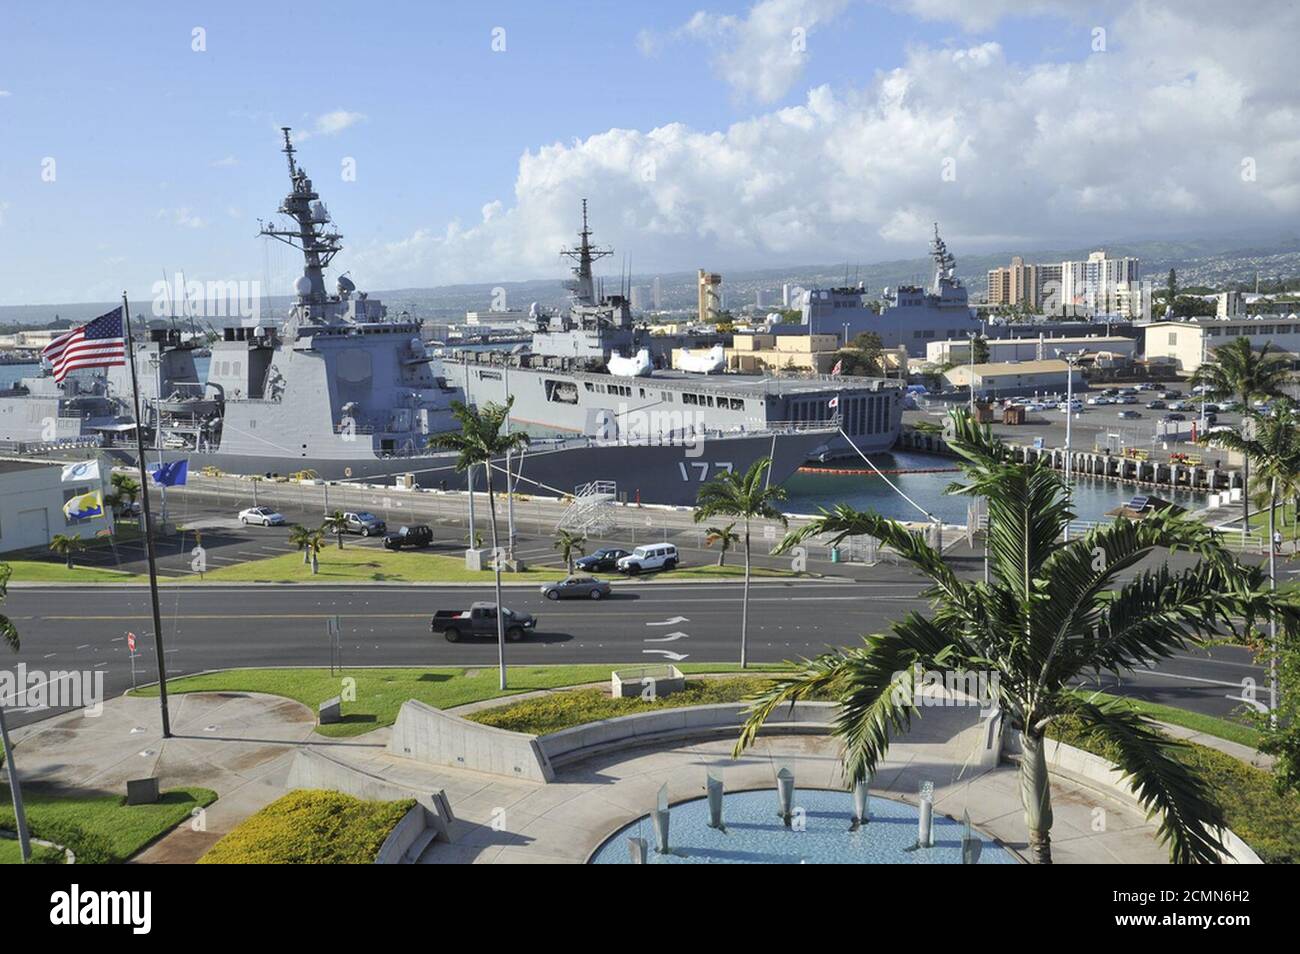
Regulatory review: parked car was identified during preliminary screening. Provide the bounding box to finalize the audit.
[1117,410,1142,420]
[1146,400,1167,410]
[1161,389,1182,399]
[382,524,433,550]
[333,511,386,536]
[539,575,612,601]
[1206,424,1236,435]
[430,603,537,642]
[239,506,285,527]
[574,547,631,573]
[1164,413,1187,422]
[617,544,679,575]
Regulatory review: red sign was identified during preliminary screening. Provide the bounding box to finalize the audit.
[127,632,136,652]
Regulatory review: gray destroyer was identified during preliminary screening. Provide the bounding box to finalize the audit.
[71,130,835,505]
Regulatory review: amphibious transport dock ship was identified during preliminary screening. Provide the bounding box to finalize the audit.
[62,130,834,506]
[454,203,904,459]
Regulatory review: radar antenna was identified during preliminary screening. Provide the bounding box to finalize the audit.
[559,199,613,305]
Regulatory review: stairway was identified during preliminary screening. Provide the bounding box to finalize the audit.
[556,480,619,535]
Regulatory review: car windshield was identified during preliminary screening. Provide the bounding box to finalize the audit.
[357,513,377,521]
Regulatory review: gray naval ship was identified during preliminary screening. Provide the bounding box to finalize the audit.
[802,224,977,357]
[38,129,835,506]
[453,202,904,460]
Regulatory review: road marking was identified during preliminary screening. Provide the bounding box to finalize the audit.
[644,631,689,643]
[642,649,688,661]
[646,616,689,626]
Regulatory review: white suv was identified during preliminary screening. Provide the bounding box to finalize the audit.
[616,544,679,575]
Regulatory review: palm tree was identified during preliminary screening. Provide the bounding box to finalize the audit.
[429,398,531,690]
[746,409,1294,864]
[704,523,740,566]
[0,564,32,862]
[1192,337,1293,543]
[304,530,326,575]
[48,534,85,570]
[320,511,349,549]
[553,530,586,573]
[287,524,315,565]
[1201,401,1300,721]
[694,458,787,668]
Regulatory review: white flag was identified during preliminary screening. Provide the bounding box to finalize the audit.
[61,459,101,484]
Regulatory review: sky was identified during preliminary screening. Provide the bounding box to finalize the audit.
[1,0,1297,306]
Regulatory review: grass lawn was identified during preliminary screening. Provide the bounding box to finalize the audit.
[1071,689,1262,748]
[132,663,789,737]
[0,786,217,863]
[468,676,799,734]
[2,560,146,583]
[194,548,565,584]
[648,564,799,580]
[200,790,414,864]
[0,838,66,864]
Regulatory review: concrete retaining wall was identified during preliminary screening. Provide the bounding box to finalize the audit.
[286,747,454,856]
[538,701,837,766]
[388,699,556,782]
[1009,734,1263,864]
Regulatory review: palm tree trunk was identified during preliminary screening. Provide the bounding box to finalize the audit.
[311,551,319,574]
[1019,730,1054,864]
[65,553,73,570]
[1242,455,1251,547]
[717,547,724,567]
[486,466,507,691]
[740,519,751,669]
[1269,478,1279,725]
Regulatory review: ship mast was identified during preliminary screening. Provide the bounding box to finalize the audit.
[258,127,343,322]
[559,199,613,305]
[930,222,956,295]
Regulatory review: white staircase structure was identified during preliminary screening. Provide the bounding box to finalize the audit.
[557,480,619,535]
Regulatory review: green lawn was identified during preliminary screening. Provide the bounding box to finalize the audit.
[0,838,66,864]
[0,786,217,863]
[195,548,565,584]
[132,664,789,737]
[200,790,414,864]
[3,560,146,583]
[1070,689,1262,748]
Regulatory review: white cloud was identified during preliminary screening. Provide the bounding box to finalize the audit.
[346,0,1300,290]
[644,0,851,103]
[0,90,11,97]
[156,207,206,229]
[295,109,366,140]
[211,155,239,167]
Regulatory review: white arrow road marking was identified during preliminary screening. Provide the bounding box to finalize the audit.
[1225,693,1269,713]
[644,631,689,643]
[646,617,689,626]
[643,649,689,661]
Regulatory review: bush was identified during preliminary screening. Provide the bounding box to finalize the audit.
[200,791,415,864]
[1048,715,1300,864]
[469,676,805,735]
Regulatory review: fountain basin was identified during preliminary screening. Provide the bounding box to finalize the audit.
[589,788,1018,864]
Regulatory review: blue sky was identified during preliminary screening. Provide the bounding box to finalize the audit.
[1,1,1295,305]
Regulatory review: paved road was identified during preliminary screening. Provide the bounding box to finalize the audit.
[2,578,1266,728]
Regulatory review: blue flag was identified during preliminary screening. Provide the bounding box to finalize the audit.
[150,459,189,487]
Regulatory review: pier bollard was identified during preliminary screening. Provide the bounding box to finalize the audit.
[776,767,795,828]
[960,810,982,864]
[627,837,648,864]
[917,781,934,848]
[851,776,870,830]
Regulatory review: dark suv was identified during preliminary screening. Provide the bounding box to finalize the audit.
[383,524,434,550]
[574,547,631,572]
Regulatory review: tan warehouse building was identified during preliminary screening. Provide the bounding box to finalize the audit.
[1143,315,1300,374]
[943,359,1081,397]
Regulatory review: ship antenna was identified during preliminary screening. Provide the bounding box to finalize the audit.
[281,127,298,179]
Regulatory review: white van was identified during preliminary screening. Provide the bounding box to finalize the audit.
[616,544,679,575]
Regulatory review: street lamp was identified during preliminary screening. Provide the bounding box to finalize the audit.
[967,331,979,415]
[1056,349,1085,542]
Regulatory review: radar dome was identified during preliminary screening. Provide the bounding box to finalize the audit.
[293,275,312,297]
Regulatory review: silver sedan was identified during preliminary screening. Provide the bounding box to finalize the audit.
[540,575,612,601]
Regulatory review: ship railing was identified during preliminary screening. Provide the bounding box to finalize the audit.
[761,418,842,433]
[334,422,377,435]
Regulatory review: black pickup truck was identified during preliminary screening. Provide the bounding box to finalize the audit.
[430,602,537,642]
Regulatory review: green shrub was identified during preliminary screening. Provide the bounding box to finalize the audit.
[469,676,810,735]
[1048,715,1300,864]
[200,791,416,864]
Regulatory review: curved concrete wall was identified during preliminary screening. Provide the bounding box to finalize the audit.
[374,804,427,864]
[1037,736,1262,865]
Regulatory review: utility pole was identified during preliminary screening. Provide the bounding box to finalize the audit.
[1057,349,1084,543]
[122,293,172,738]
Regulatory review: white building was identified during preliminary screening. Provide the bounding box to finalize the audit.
[1058,251,1143,318]
[927,334,1136,366]
[1143,314,1300,374]
[0,458,114,555]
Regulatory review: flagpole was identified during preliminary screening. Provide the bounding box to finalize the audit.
[121,293,172,738]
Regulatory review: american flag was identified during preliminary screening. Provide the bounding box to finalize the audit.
[42,307,127,383]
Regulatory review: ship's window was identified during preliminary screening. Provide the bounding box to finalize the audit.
[662,392,673,402]
[544,379,579,404]
[706,395,714,407]
[682,393,697,405]
[584,383,594,390]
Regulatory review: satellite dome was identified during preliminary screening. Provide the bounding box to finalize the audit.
[293,275,312,297]
[337,275,356,297]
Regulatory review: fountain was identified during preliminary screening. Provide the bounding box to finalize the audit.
[916,781,935,849]
[706,769,725,831]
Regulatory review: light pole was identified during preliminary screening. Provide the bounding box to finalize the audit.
[967,331,978,414]
[1057,349,1085,542]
